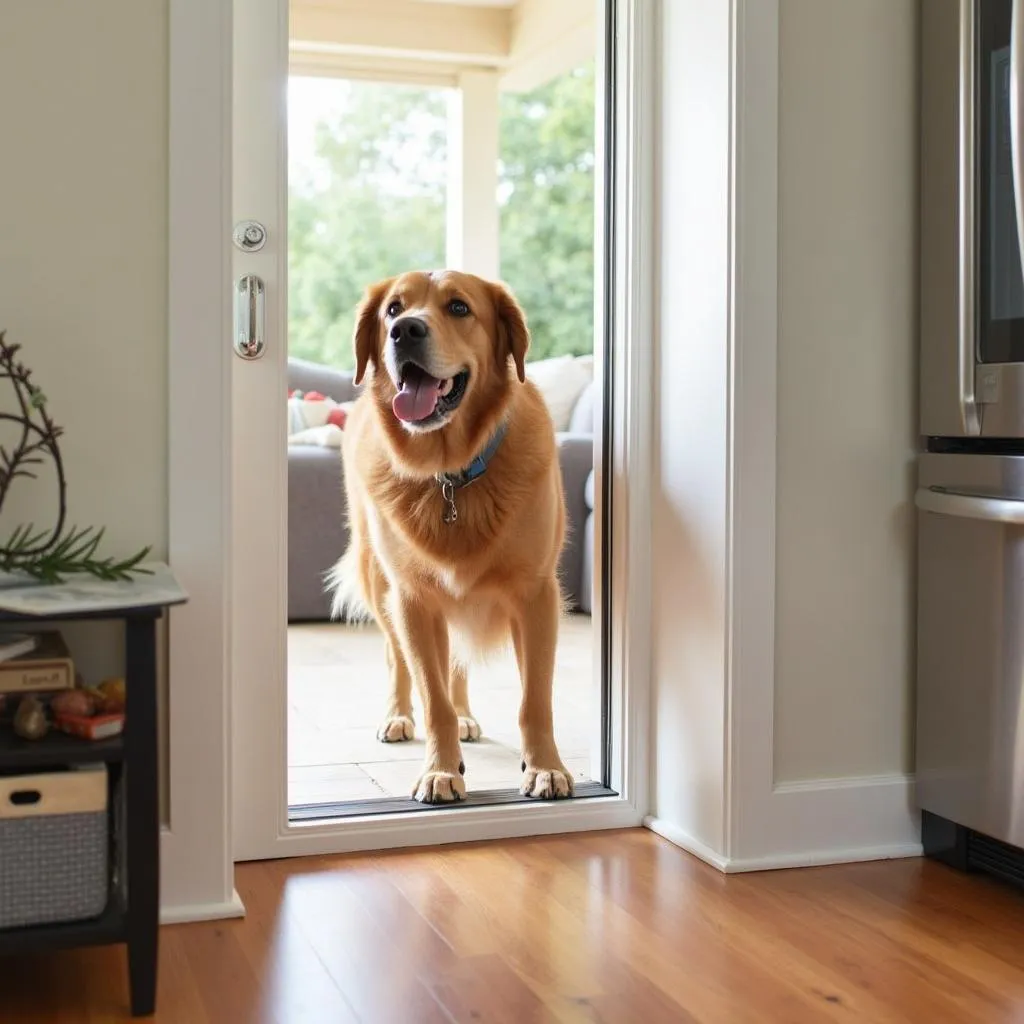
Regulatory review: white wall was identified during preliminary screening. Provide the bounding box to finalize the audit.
[0,2,169,808]
[773,0,917,781]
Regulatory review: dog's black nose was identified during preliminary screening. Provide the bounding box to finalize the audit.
[389,316,429,345]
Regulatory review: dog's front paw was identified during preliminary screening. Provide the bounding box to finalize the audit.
[457,715,481,741]
[377,715,415,743]
[520,762,574,800]
[413,768,466,804]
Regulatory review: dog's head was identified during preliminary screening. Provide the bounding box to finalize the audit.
[351,270,529,464]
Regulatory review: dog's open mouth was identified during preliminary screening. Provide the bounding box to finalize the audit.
[392,364,469,425]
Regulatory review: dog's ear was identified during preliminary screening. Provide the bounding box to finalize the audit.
[352,278,393,386]
[492,282,530,383]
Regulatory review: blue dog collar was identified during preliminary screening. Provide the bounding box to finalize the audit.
[435,421,508,523]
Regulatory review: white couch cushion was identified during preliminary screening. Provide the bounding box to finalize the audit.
[526,354,594,432]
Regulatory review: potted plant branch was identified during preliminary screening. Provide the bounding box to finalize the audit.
[0,330,150,584]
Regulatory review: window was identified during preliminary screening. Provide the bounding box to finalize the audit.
[288,77,449,369]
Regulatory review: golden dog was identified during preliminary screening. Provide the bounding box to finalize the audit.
[328,270,573,804]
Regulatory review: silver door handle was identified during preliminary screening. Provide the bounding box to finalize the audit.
[958,0,981,435]
[234,274,266,360]
[916,486,1024,524]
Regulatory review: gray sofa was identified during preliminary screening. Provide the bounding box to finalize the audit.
[287,356,596,621]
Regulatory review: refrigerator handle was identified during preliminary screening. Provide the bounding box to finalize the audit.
[916,486,1024,524]
[1012,0,1024,270]
[959,0,981,436]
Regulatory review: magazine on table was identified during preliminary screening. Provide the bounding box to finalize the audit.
[0,562,187,616]
[0,632,38,662]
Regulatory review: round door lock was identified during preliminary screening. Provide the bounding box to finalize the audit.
[232,220,267,253]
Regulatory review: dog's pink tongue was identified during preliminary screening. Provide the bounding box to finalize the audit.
[393,370,442,422]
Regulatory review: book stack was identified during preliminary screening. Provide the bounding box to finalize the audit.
[0,631,126,741]
[0,631,74,697]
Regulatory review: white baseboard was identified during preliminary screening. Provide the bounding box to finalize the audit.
[160,825,245,923]
[723,842,923,872]
[643,816,731,871]
[160,889,246,925]
[646,773,922,872]
[743,772,923,870]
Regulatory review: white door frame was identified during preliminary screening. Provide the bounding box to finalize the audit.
[162,0,240,922]
[165,0,653,901]
[231,0,650,861]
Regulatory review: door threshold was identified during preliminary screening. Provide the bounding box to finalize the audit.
[288,780,617,822]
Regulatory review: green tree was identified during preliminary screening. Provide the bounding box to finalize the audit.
[288,63,596,370]
[499,62,595,361]
[288,79,447,370]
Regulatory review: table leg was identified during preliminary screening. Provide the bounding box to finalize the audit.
[124,613,160,1017]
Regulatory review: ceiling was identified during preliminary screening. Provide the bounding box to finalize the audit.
[410,0,518,6]
[290,0,595,92]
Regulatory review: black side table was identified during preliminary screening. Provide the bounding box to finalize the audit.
[0,600,181,1017]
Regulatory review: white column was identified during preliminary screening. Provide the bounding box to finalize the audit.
[446,69,500,279]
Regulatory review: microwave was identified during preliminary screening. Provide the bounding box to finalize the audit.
[922,0,1024,440]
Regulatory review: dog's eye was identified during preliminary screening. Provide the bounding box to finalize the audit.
[385,300,403,318]
[448,299,470,318]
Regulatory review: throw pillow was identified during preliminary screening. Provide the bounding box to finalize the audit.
[288,391,351,435]
[526,354,594,432]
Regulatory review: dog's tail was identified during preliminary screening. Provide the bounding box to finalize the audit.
[323,547,372,623]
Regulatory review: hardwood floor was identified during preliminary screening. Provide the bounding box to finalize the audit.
[2,829,1023,1022]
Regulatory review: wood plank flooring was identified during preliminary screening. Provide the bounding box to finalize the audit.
[2,828,1023,1022]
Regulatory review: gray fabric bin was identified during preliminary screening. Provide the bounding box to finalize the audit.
[0,766,109,930]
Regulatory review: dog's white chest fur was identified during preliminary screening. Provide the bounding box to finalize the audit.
[371,505,472,598]
[432,564,466,597]
[365,498,509,652]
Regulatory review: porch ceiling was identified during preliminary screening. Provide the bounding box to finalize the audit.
[409,0,516,7]
[290,0,595,91]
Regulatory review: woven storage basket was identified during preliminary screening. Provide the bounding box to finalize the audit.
[0,766,109,930]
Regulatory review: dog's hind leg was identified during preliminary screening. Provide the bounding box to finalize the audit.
[511,577,573,799]
[366,558,415,743]
[448,661,481,741]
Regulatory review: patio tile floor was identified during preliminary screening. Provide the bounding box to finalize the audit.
[287,613,596,804]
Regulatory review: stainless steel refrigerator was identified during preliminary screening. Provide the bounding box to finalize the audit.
[918,0,1024,884]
